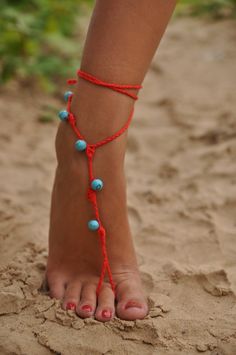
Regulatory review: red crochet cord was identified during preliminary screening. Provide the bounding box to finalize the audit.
[66,70,142,296]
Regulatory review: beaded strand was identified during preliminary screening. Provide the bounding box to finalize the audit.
[58,70,142,296]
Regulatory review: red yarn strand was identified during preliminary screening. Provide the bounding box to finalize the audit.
[65,70,141,296]
[78,70,142,100]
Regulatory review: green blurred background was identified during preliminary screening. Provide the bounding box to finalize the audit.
[0,0,235,92]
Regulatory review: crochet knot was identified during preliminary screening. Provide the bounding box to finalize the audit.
[86,145,95,158]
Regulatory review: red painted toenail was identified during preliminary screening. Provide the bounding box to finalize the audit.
[81,304,92,312]
[125,301,142,310]
[66,302,76,311]
[102,309,112,318]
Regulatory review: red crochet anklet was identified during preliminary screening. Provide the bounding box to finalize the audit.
[58,70,142,296]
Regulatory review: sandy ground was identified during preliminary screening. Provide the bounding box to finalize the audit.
[0,17,236,355]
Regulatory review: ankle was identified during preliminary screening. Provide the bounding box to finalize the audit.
[70,78,135,143]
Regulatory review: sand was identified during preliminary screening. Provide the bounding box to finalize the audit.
[0,17,236,355]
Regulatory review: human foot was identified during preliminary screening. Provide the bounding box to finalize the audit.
[44,79,148,322]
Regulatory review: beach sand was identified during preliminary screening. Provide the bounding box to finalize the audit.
[0,18,236,354]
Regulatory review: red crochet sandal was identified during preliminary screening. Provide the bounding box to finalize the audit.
[58,70,142,297]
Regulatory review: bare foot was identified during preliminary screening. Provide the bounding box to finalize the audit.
[44,85,148,322]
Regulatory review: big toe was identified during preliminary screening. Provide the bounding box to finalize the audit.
[116,280,148,320]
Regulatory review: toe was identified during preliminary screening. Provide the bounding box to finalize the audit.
[116,281,148,320]
[77,282,97,318]
[62,279,82,311]
[48,275,66,300]
[39,277,49,294]
[95,284,115,322]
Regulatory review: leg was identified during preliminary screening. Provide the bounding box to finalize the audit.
[46,0,176,321]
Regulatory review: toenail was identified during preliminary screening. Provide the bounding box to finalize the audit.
[66,302,76,311]
[102,309,112,319]
[81,304,92,312]
[125,301,142,310]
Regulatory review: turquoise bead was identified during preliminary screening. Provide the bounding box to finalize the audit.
[75,139,87,151]
[58,110,69,121]
[64,91,73,102]
[91,179,103,191]
[88,219,99,231]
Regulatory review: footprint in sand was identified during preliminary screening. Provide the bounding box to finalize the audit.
[197,270,232,297]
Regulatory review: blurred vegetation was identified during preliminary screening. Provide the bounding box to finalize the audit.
[0,0,235,92]
[177,0,236,18]
[0,0,93,91]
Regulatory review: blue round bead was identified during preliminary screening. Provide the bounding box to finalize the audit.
[75,139,87,151]
[91,179,103,191]
[64,91,73,102]
[88,219,99,231]
[58,110,69,121]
